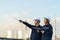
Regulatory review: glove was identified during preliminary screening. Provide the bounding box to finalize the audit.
[19,20,23,22]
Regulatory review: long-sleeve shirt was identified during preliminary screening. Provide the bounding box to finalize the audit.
[22,21,42,40]
[41,24,53,40]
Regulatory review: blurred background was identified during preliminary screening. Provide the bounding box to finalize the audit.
[0,0,60,40]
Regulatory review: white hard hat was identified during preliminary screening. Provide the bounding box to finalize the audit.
[44,16,51,22]
[34,17,40,21]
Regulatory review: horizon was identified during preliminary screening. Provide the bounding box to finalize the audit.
[0,0,60,39]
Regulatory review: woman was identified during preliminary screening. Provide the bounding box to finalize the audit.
[41,17,53,40]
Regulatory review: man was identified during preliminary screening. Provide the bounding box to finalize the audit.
[19,18,42,40]
[41,17,53,40]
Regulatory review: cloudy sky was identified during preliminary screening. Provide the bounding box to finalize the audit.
[0,0,60,38]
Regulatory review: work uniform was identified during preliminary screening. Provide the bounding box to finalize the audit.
[41,24,53,40]
[22,21,42,40]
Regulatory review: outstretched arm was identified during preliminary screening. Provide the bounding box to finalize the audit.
[19,20,42,30]
[32,27,42,30]
[19,20,33,29]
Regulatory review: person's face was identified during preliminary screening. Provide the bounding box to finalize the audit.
[34,20,40,25]
[44,18,48,24]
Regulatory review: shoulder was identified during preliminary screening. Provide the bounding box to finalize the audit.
[49,24,53,27]
[48,24,53,30]
[38,25,43,28]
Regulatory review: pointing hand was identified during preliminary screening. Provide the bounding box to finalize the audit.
[19,20,23,22]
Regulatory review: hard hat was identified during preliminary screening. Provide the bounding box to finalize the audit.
[34,17,40,22]
[44,16,51,22]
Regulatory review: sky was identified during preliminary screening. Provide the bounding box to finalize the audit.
[0,0,60,38]
[0,0,60,20]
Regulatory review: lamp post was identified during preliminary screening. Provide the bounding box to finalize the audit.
[54,18,57,40]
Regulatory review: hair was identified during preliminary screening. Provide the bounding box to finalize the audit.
[34,20,40,23]
[37,20,40,23]
[44,18,50,24]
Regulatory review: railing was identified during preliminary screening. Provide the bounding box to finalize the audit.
[0,37,24,40]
